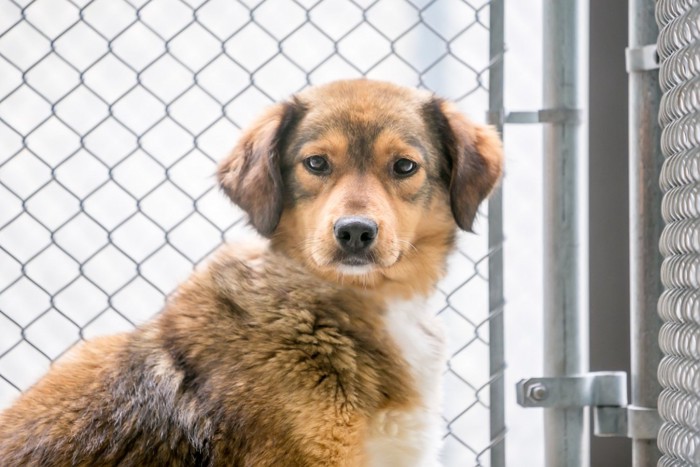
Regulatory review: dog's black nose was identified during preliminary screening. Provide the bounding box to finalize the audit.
[334,217,378,253]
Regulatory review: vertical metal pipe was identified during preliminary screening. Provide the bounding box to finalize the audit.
[488,1,506,466]
[542,1,589,466]
[628,0,663,465]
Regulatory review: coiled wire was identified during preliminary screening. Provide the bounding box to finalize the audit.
[656,0,700,465]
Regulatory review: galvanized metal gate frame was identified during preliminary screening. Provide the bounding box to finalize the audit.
[508,0,688,465]
[487,1,506,466]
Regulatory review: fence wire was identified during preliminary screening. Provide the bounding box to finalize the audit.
[0,0,501,465]
[656,0,700,465]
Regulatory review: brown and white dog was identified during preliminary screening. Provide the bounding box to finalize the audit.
[0,79,502,466]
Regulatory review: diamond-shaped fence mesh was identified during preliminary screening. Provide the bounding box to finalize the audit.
[0,0,502,465]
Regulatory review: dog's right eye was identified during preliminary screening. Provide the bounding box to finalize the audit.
[303,155,330,175]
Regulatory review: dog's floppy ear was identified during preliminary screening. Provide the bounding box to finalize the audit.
[425,98,503,232]
[217,101,302,237]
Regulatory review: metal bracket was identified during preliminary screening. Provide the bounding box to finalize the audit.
[594,406,663,440]
[516,371,662,439]
[626,44,659,72]
[487,108,583,126]
[517,372,627,408]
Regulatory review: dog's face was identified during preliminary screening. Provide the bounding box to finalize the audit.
[218,80,502,293]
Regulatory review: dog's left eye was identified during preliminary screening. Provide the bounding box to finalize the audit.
[393,158,419,177]
[303,155,330,174]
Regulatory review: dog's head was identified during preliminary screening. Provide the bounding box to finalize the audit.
[218,80,502,293]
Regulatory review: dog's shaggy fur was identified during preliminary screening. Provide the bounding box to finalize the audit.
[0,80,502,466]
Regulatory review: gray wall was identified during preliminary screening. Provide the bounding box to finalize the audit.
[589,0,632,465]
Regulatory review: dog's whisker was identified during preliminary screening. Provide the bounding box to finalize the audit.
[397,239,419,253]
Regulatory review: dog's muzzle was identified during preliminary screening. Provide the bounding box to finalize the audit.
[333,216,377,262]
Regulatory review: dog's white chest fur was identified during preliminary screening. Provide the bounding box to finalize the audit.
[365,297,446,467]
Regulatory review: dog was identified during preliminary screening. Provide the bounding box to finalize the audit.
[0,79,502,466]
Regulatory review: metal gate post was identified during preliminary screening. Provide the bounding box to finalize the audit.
[627,0,664,464]
[542,0,590,466]
[488,1,506,466]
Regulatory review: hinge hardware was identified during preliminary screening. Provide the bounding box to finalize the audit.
[487,108,583,126]
[626,44,659,72]
[516,372,662,439]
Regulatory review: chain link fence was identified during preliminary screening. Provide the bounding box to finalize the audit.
[0,0,501,464]
[656,0,700,465]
